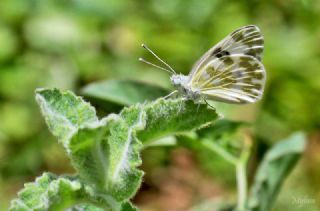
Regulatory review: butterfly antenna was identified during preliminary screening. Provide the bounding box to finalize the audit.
[139,58,173,74]
[141,44,176,74]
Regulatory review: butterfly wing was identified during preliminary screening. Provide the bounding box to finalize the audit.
[189,25,264,79]
[188,55,266,104]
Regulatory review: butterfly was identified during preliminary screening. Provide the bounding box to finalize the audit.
[139,25,266,105]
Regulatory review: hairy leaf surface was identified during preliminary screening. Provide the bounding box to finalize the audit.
[32,88,219,210]
[36,88,98,146]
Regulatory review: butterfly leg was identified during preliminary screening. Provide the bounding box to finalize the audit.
[196,103,201,113]
[204,99,215,110]
[178,97,187,113]
[163,90,178,100]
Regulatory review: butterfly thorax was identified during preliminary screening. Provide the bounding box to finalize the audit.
[170,74,202,102]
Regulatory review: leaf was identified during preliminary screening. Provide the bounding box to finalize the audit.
[144,136,177,147]
[69,99,219,203]
[35,89,219,210]
[66,204,104,211]
[176,120,247,181]
[9,173,134,211]
[35,88,99,146]
[69,105,146,205]
[198,120,249,159]
[67,202,137,211]
[197,119,248,140]
[248,132,306,211]
[119,202,138,211]
[81,79,169,106]
[9,173,97,211]
[138,99,220,144]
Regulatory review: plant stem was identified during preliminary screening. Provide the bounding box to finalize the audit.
[201,136,252,211]
[236,137,252,211]
[202,139,238,165]
[236,161,247,210]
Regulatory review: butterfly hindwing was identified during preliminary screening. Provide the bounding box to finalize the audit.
[189,55,266,104]
[189,25,264,78]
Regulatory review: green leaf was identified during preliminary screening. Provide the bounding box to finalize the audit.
[197,119,248,140]
[66,204,104,211]
[81,79,169,106]
[69,98,218,204]
[119,202,138,211]
[67,202,137,211]
[34,88,219,210]
[248,132,306,211]
[9,173,98,211]
[35,88,99,146]
[9,173,136,211]
[198,120,249,161]
[138,99,220,144]
[69,105,145,205]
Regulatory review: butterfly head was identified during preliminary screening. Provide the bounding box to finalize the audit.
[170,74,188,88]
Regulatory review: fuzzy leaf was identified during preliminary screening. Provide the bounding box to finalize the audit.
[68,98,219,203]
[67,202,137,211]
[66,204,104,211]
[35,88,98,145]
[35,89,145,209]
[9,173,135,211]
[69,105,145,205]
[81,79,169,106]
[138,99,220,144]
[34,89,219,210]
[9,173,96,211]
[248,132,306,211]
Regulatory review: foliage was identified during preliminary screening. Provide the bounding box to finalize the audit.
[9,88,218,210]
[81,79,169,107]
[9,85,306,211]
[0,0,319,210]
[248,132,306,211]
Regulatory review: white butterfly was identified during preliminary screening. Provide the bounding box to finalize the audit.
[139,25,266,104]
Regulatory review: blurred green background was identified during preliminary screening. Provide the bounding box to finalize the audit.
[0,0,320,210]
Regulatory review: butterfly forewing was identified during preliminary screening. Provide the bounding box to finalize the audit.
[189,55,266,104]
[189,25,264,79]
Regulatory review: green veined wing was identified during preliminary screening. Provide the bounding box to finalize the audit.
[189,55,266,104]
